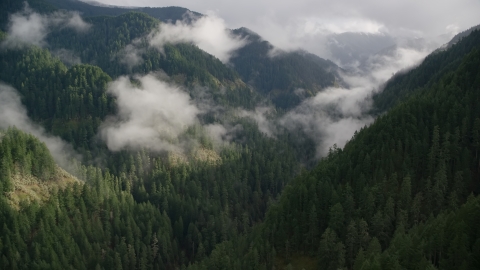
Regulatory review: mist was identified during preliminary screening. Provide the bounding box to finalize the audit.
[281,43,434,157]
[97,73,278,152]
[0,82,81,173]
[2,4,91,49]
[204,123,243,147]
[98,74,201,152]
[149,13,248,63]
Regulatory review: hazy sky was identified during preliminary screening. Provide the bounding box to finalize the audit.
[88,0,480,58]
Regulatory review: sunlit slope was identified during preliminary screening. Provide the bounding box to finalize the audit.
[0,128,79,208]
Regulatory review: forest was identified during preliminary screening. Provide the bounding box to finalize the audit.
[1,0,480,269]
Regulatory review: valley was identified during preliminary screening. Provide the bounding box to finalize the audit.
[0,1,479,269]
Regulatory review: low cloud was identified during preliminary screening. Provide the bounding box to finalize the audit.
[149,13,248,63]
[2,4,90,49]
[0,82,80,173]
[281,85,374,157]
[2,6,48,48]
[98,74,201,152]
[97,73,272,152]
[281,43,434,157]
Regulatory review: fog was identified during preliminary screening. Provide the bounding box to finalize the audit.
[91,0,480,59]
[98,74,201,152]
[2,4,90,49]
[280,43,433,157]
[148,13,248,63]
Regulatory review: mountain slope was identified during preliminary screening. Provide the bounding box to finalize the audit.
[0,47,114,151]
[0,7,309,269]
[2,0,341,111]
[47,12,240,84]
[372,29,480,113]
[231,27,340,109]
[43,11,261,110]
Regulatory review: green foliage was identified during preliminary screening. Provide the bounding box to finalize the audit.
[0,47,113,152]
[46,12,243,88]
[0,165,176,269]
[0,121,301,268]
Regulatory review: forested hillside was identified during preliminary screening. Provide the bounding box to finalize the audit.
[44,0,202,22]
[189,30,480,269]
[0,1,314,268]
[0,0,199,30]
[0,47,114,152]
[46,12,242,85]
[1,0,340,111]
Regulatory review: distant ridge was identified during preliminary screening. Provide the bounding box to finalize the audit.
[446,24,480,47]
[230,27,342,109]
[45,0,202,22]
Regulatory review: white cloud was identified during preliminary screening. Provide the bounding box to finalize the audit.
[2,7,48,48]
[98,74,201,152]
[280,85,375,157]
[91,0,480,59]
[281,42,433,157]
[149,13,247,63]
[2,4,91,49]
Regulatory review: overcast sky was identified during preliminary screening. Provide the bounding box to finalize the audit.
[90,0,480,58]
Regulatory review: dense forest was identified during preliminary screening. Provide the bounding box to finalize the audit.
[1,0,480,269]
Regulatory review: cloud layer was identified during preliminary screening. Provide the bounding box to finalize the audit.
[93,0,480,59]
